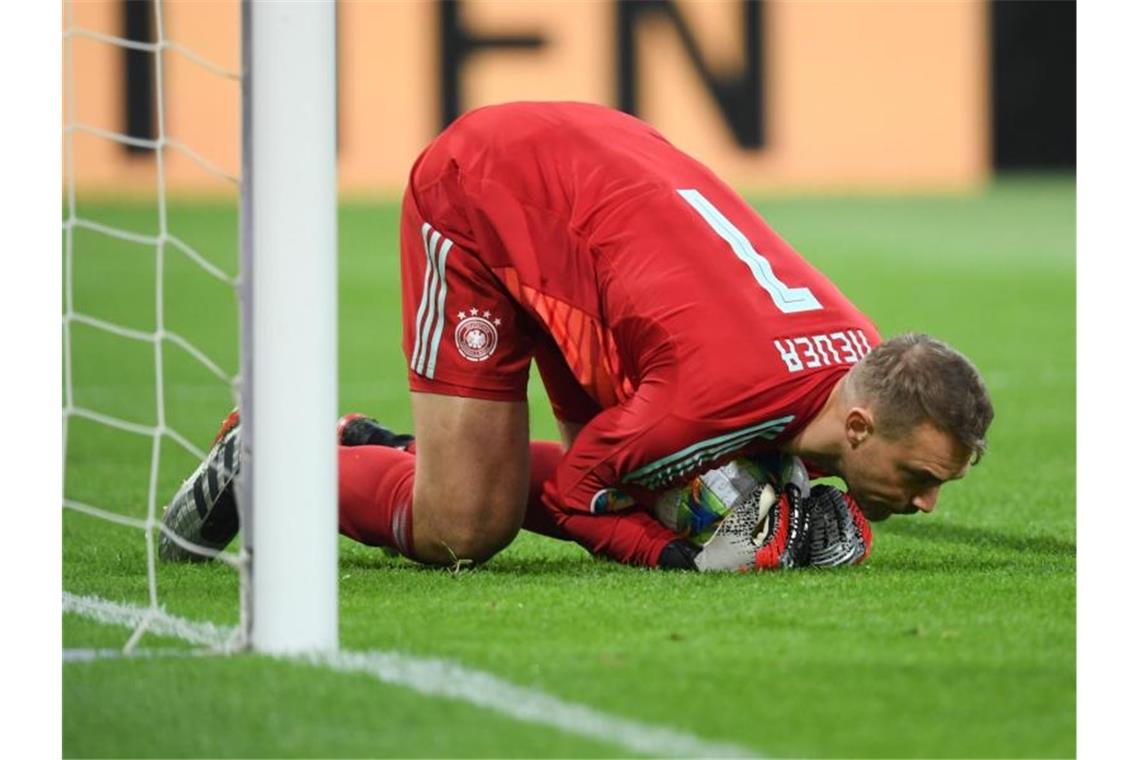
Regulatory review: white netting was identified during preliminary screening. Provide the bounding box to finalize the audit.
[62,0,247,652]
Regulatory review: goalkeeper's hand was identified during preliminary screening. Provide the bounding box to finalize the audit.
[803,485,873,567]
[688,456,813,572]
[661,467,872,572]
[748,484,873,570]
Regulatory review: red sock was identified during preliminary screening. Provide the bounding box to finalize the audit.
[338,439,676,566]
[337,440,564,558]
[520,440,570,540]
[338,446,416,559]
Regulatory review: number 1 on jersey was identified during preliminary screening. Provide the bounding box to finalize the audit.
[678,188,822,314]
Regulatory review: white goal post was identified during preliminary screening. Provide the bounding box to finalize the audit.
[62,0,338,656]
[241,0,339,653]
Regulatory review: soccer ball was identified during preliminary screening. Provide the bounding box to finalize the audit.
[652,457,777,544]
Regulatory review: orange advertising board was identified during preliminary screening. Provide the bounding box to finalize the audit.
[65,0,988,195]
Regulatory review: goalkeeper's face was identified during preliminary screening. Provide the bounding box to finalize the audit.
[840,418,972,521]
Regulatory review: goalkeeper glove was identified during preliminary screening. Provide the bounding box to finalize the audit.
[804,485,873,567]
[664,462,873,572]
[688,456,812,572]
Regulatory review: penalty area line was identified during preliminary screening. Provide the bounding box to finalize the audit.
[63,592,760,759]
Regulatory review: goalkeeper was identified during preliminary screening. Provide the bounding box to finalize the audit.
[162,102,993,571]
[332,419,877,571]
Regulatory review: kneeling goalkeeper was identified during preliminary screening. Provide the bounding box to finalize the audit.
[161,102,993,571]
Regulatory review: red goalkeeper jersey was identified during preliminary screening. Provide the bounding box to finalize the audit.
[399,102,879,515]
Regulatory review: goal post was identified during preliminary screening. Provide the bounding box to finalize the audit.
[241,0,339,653]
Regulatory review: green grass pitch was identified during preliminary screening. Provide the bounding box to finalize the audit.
[63,176,1074,758]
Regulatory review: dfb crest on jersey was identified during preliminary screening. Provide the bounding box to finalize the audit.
[455,308,500,361]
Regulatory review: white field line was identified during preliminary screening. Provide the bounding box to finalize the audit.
[63,647,213,663]
[63,593,759,759]
[64,593,237,649]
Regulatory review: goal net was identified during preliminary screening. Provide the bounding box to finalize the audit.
[63,0,337,655]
